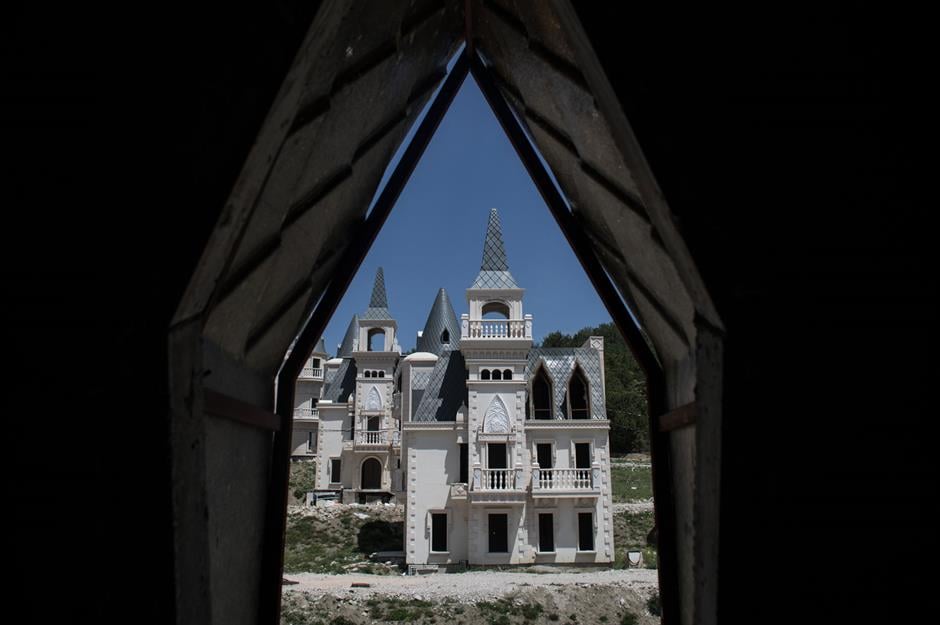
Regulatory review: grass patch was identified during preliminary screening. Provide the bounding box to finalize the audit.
[610,465,653,502]
[620,612,638,625]
[289,460,317,502]
[282,508,403,574]
[612,509,657,569]
[476,597,544,625]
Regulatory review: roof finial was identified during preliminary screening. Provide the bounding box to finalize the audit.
[470,208,519,288]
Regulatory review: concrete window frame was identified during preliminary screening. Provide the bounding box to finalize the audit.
[535,511,556,554]
[570,439,594,469]
[485,508,511,554]
[531,439,557,469]
[428,508,450,554]
[329,457,341,486]
[575,507,596,553]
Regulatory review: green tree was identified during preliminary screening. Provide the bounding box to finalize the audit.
[538,322,649,452]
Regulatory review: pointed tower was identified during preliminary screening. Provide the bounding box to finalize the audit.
[461,208,533,346]
[337,314,359,357]
[416,288,461,355]
[357,267,398,353]
[461,208,531,521]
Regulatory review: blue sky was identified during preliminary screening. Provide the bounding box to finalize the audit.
[318,75,612,356]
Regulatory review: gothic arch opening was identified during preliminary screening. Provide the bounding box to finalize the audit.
[168,9,724,625]
[532,366,553,419]
[569,365,591,419]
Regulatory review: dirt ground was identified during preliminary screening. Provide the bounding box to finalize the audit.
[282,569,660,625]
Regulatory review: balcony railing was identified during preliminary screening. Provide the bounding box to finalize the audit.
[299,366,323,379]
[357,430,387,445]
[293,408,319,419]
[466,319,526,339]
[533,467,593,491]
[479,468,516,490]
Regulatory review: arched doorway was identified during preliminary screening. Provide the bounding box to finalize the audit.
[360,457,382,490]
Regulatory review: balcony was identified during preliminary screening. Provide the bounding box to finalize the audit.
[460,314,533,347]
[469,465,526,505]
[531,465,601,498]
[344,429,400,451]
[293,408,319,420]
[299,366,324,380]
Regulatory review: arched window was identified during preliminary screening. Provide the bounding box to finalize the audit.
[378,370,385,378]
[360,458,381,490]
[503,369,512,380]
[441,329,449,344]
[364,370,371,378]
[532,367,552,419]
[367,328,385,351]
[481,301,510,319]
[481,369,491,380]
[569,367,590,419]
[492,369,502,380]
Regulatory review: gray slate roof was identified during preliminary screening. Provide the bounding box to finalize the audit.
[361,267,393,320]
[412,349,467,422]
[470,208,519,289]
[312,337,327,356]
[416,288,461,355]
[525,347,606,419]
[322,358,357,402]
[337,314,359,357]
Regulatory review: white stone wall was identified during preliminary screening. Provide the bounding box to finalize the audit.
[315,404,349,489]
[404,428,468,565]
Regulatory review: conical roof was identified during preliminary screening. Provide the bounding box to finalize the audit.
[416,288,461,355]
[470,208,519,289]
[337,314,359,357]
[361,267,393,320]
[311,337,328,356]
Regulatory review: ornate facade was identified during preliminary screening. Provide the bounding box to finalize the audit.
[293,208,614,564]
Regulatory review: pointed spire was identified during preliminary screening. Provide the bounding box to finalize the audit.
[337,314,359,357]
[361,267,393,320]
[471,208,519,289]
[417,288,461,355]
[312,337,328,356]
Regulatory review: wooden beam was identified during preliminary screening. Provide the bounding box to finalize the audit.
[658,402,697,433]
[203,389,281,431]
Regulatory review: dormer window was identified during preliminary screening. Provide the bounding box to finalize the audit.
[532,367,552,419]
[569,366,590,419]
[441,329,449,344]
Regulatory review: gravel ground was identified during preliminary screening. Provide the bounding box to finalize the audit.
[613,501,655,514]
[283,568,658,604]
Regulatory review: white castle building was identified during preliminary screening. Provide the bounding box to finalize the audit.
[292,208,615,566]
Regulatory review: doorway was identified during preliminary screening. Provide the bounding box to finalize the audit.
[360,457,382,490]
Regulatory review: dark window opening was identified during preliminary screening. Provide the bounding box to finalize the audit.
[578,512,594,551]
[364,370,372,378]
[480,369,490,380]
[532,368,552,419]
[488,513,508,553]
[487,443,507,469]
[431,513,448,552]
[492,369,502,380]
[367,416,380,431]
[441,329,449,344]
[361,458,381,490]
[538,514,554,552]
[330,458,341,483]
[569,367,590,419]
[459,443,468,483]
[503,369,512,380]
[378,370,385,378]
[536,443,553,469]
[312,358,320,367]
[575,443,591,469]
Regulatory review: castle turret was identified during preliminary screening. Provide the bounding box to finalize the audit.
[416,288,460,355]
